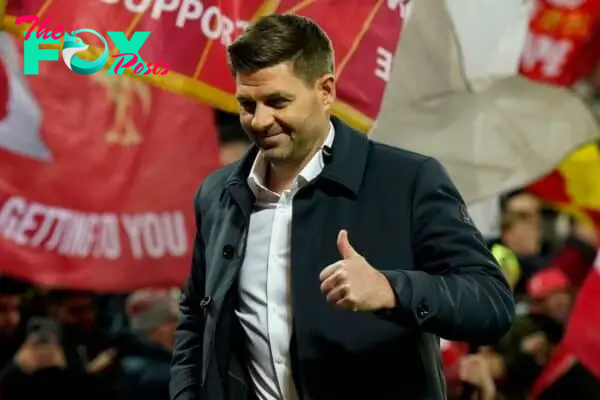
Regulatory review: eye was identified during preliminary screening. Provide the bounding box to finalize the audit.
[266,98,289,109]
[239,101,255,113]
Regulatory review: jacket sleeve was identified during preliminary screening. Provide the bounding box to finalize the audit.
[378,158,515,343]
[170,188,206,400]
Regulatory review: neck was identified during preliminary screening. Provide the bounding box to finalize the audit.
[268,122,330,193]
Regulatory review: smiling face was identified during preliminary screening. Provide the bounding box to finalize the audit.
[236,61,334,165]
[227,14,336,166]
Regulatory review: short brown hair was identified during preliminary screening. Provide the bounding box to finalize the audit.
[227,14,334,83]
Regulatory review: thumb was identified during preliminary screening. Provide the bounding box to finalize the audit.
[337,229,359,259]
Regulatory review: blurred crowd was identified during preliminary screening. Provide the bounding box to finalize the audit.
[0,280,179,399]
[444,189,600,400]
[0,112,599,400]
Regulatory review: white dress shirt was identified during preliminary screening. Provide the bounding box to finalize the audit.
[235,124,335,400]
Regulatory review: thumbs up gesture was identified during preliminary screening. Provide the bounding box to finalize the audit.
[319,230,396,312]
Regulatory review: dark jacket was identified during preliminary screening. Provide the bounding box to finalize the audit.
[170,118,515,400]
[120,341,172,400]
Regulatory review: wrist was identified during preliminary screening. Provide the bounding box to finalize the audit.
[378,272,397,309]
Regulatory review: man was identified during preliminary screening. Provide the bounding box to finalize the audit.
[490,189,544,295]
[498,190,543,258]
[120,289,180,400]
[170,14,514,400]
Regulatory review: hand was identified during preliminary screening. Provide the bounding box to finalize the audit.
[319,230,396,312]
[477,346,505,379]
[458,355,496,400]
[520,332,549,365]
[15,335,67,374]
[86,348,117,374]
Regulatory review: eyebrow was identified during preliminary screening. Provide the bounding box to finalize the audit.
[236,91,295,102]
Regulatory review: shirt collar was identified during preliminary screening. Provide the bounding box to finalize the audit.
[248,122,335,198]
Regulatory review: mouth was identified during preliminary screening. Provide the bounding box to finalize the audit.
[263,130,285,138]
[258,132,287,149]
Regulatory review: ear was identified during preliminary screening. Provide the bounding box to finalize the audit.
[316,74,336,110]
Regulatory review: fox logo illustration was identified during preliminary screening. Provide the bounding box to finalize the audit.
[61,30,109,75]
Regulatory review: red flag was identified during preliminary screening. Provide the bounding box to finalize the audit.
[530,341,578,398]
[4,0,405,132]
[562,250,600,377]
[0,33,220,292]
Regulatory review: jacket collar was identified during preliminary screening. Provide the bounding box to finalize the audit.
[225,116,369,197]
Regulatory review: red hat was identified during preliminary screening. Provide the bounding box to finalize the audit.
[527,268,570,299]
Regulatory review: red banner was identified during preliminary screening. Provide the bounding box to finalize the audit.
[0,32,220,292]
[4,0,405,132]
[520,0,600,86]
[563,250,600,377]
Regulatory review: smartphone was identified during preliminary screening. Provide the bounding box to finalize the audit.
[26,317,61,345]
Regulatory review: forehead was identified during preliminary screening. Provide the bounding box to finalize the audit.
[507,193,540,212]
[235,62,308,99]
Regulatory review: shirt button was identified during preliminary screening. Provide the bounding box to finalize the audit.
[275,356,284,364]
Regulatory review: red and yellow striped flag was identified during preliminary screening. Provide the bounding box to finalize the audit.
[522,0,600,232]
[530,142,600,231]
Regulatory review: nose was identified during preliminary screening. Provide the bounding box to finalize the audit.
[250,103,274,132]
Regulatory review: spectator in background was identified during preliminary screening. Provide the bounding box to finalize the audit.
[495,268,573,399]
[0,289,121,400]
[457,354,499,400]
[499,191,543,257]
[45,290,119,379]
[0,276,28,367]
[120,289,179,400]
[215,110,251,165]
[96,293,130,335]
[490,189,544,296]
[443,339,501,400]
